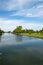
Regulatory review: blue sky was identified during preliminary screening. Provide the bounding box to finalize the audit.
[0,0,43,31]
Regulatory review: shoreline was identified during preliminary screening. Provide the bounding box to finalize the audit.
[20,33,43,39]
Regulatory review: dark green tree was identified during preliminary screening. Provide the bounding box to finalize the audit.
[0,29,4,35]
[13,26,22,34]
[39,28,43,34]
[28,29,35,34]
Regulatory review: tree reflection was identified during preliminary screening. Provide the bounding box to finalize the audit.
[28,37,33,40]
[15,35,23,42]
[0,35,2,43]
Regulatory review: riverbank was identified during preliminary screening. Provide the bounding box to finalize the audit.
[20,33,43,39]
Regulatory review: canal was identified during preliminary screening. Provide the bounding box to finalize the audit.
[0,33,43,65]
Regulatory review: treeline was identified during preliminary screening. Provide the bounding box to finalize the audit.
[0,29,4,35]
[0,26,43,35]
[13,26,43,34]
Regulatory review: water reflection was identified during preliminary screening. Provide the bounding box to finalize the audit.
[0,35,2,42]
[1,46,43,65]
[15,35,23,42]
[28,37,33,40]
[0,33,43,65]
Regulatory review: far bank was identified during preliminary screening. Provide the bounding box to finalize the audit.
[20,33,43,39]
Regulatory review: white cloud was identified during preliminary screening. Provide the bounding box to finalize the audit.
[0,18,22,31]
[11,10,26,16]
[0,18,43,31]
[0,0,43,17]
[26,13,32,17]
[0,0,43,31]
[37,5,43,8]
[6,0,19,11]
[22,22,43,30]
[11,10,33,17]
[10,3,43,17]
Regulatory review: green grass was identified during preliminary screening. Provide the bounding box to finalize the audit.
[20,33,43,39]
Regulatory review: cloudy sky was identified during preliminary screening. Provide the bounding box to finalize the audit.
[0,0,43,31]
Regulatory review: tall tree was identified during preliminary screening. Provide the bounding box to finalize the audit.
[13,26,22,33]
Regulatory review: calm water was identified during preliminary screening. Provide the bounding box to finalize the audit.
[0,33,43,65]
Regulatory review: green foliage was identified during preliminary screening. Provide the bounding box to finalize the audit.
[35,30,39,33]
[22,29,35,34]
[13,26,43,34]
[27,29,35,34]
[39,28,43,34]
[0,29,4,35]
[13,26,22,33]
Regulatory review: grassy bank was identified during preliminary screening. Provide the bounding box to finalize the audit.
[20,33,43,39]
[12,26,43,39]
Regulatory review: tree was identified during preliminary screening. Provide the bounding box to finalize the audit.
[36,30,39,33]
[28,29,35,34]
[39,28,43,34]
[13,26,22,33]
[0,29,4,35]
